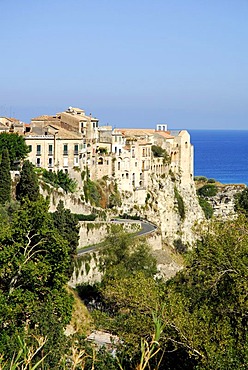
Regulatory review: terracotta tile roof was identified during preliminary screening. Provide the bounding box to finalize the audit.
[26,123,83,140]
[155,131,174,139]
[31,115,58,121]
[117,128,155,135]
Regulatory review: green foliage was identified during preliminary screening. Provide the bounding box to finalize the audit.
[99,226,157,278]
[0,148,11,205]
[173,238,188,254]
[207,178,216,183]
[198,196,214,219]
[74,213,97,221]
[151,145,171,164]
[52,200,80,276]
[42,169,77,193]
[83,177,101,206]
[0,132,30,169]
[16,160,40,202]
[197,184,218,197]
[234,187,248,215]
[0,197,74,367]
[194,176,208,182]
[163,216,248,369]
[174,186,185,219]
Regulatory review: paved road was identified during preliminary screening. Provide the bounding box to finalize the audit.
[77,219,157,256]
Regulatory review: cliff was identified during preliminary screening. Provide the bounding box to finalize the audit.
[120,172,205,250]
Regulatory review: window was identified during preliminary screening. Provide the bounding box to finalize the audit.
[28,145,32,152]
[36,145,41,155]
[48,157,53,167]
[118,162,121,170]
[74,156,79,166]
[63,144,68,155]
[48,144,53,156]
[36,157,41,167]
[74,144,79,155]
[63,157,68,167]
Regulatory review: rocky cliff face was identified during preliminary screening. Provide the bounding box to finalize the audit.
[121,173,205,249]
[210,184,245,219]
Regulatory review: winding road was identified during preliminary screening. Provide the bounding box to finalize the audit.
[77,219,157,256]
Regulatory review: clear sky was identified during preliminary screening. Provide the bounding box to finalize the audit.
[1,0,248,129]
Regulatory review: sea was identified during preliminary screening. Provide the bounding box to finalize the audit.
[189,130,248,186]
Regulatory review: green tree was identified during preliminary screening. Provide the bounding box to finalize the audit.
[16,160,40,202]
[234,187,248,215]
[0,148,11,205]
[0,197,74,368]
[197,184,218,197]
[0,132,30,169]
[162,216,248,369]
[42,169,77,193]
[99,226,157,278]
[52,200,80,275]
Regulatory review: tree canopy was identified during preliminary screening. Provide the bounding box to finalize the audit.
[0,132,30,169]
[16,160,40,202]
[162,216,248,369]
[0,197,74,367]
[0,148,11,205]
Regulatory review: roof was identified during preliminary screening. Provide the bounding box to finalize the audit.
[115,128,155,137]
[154,131,174,139]
[26,123,83,140]
[31,115,58,121]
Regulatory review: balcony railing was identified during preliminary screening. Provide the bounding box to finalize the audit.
[48,151,53,156]
[36,151,41,156]
[63,151,68,156]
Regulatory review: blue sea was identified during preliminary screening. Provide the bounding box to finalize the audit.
[189,130,248,185]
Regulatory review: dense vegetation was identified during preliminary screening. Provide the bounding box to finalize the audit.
[0,132,30,169]
[42,168,77,193]
[0,146,247,369]
[0,148,11,205]
[151,145,171,164]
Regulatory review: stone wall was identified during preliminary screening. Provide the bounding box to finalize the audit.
[78,221,141,248]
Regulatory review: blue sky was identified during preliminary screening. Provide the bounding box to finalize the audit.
[1,0,248,129]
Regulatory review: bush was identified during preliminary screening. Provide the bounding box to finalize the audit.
[151,145,170,164]
[74,213,97,221]
[198,197,214,219]
[174,187,185,220]
[194,176,208,182]
[197,184,218,197]
[207,178,216,183]
[42,170,77,193]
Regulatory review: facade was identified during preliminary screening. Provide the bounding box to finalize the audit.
[1,107,194,196]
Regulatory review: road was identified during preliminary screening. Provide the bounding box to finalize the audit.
[77,219,157,256]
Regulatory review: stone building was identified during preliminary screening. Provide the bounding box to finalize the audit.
[1,107,194,202]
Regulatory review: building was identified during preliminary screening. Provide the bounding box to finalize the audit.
[0,107,194,198]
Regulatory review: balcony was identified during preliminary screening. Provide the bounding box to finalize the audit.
[48,151,53,156]
[63,151,68,156]
[36,151,41,156]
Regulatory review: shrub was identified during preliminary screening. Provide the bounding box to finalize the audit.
[42,169,77,193]
[194,176,208,182]
[174,187,185,220]
[74,213,97,221]
[197,184,218,197]
[151,145,171,164]
[198,197,214,219]
[207,178,216,183]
